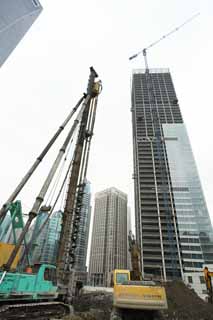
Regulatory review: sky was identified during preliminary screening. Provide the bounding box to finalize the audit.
[0,0,213,252]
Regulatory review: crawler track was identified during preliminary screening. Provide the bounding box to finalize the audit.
[0,301,70,320]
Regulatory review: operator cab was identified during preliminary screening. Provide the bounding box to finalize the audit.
[112,270,130,286]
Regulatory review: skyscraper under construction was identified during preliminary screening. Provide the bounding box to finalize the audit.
[131,68,213,281]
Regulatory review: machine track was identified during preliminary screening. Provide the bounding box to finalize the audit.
[0,301,71,320]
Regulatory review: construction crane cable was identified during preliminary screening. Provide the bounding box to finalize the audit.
[4,96,91,271]
[45,129,76,206]
[21,154,75,263]
[82,97,98,179]
[0,94,86,223]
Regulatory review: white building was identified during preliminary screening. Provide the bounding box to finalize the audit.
[184,264,213,300]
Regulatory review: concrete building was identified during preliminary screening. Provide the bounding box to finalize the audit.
[0,0,42,67]
[89,187,128,287]
[131,68,213,281]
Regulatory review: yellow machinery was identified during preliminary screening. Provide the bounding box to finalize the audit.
[0,243,20,270]
[112,269,167,310]
[204,266,213,303]
[110,233,167,320]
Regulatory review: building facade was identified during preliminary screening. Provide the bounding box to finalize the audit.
[74,180,92,284]
[0,0,42,67]
[89,187,128,286]
[131,68,213,281]
[31,210,62,265]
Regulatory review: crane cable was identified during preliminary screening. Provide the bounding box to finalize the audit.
[45,130,76,206]
[21,151,75,264]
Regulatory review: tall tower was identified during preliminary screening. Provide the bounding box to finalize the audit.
[0,0,42,67]
[89,187,128,286]
[131,68,213,281]
[74,180,92,274]
[32,210,62,265]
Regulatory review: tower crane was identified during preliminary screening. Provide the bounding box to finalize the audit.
[129,12,200,70]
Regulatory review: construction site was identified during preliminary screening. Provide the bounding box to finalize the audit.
[1,1,213,320]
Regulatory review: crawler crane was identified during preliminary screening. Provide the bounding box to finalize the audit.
[0,67,102,319]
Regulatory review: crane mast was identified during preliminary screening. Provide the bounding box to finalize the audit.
[57,67,102,298]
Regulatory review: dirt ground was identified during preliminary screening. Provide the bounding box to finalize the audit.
[60,281,213,320]
[161,281,213,320]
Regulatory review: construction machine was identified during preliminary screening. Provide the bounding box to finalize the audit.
[0,67,102,319]
[110,232,167,320]
[204,266,213,303]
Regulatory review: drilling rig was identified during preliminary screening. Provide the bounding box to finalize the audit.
[0,67,102,319]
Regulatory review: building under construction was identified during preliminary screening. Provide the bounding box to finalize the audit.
[131,68,213,281]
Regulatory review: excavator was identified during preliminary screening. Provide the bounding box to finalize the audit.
[110,232,167,320]
[0,67,102,319]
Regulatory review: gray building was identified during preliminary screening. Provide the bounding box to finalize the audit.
[131,68,213,281]
[75,180,91,273]
[89,187,128,287]
[0,0,42,67]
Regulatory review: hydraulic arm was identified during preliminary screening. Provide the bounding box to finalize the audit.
[204,266,213,303]
[128,231,142,281]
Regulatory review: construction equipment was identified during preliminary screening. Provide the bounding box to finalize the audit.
[129,12,200,70]
[110,233,167,320]
[0,67,102,319]
[204,266,213,303]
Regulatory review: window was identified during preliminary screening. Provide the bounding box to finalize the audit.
[116,273,129,284]
[44,267,57,285]
[200,276,205,284]
[188,276,193,284]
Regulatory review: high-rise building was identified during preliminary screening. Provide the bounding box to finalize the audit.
[127,207,132,270]
[131,68,213,281]
[0,213,12,243]
[89,187,128,287]
[74,180,92,283]
[0,0,43,67]
[32,210,62,265]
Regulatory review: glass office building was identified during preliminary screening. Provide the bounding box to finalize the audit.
[0,0,42,67]
[75,180,92,272]
[163,124,213,270]
[131,68,213,280]
[32,210,62,265]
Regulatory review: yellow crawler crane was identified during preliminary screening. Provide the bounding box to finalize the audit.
[110,233,167,320]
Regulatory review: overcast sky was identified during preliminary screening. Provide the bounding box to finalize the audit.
[0,0,213,241]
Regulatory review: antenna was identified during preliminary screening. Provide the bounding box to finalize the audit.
[129,12,200,70]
